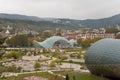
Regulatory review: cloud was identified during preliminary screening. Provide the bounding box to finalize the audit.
[0,0,120,19]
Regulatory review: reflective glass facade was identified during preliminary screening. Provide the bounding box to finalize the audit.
[85,39,120,78]
[33,36,75,48]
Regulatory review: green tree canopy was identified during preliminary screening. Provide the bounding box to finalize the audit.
[49,61,56,67]
[0,37,6,45]
[41,32,52,38]
[34,62,41,70]
[115,34,120,39]
[5,51,22,59]
[0,50,5,59]
[105,27,119,34]
[6,35,28,47]
[77,38,101,49]
[66,73,69,80]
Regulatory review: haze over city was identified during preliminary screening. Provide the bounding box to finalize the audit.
[0,0,120,19]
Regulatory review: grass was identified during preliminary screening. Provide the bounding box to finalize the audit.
[68,72,98,80]
[62,61,85,66]
[0,72,64,80]
[54,71,109,80]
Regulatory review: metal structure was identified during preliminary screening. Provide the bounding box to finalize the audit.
[85,38,120,79]
[33,36,76,48]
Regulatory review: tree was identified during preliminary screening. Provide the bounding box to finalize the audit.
[73,76,76,80]
[0,50,5,59]
[116,34,120,39]
[41,32,52,38]
[79,38,91,49]
[105,27,119,34]
[55,48,60,53]
[30,37,44,42]
[91,37,101,43]
[56,59,62,65]
[77,39,82,45]
[77,38,91,49]
[34,62,41,70]
[27,32,34,38]
[59,56,67,60]
[5,51,22,59]
[56,32,61,36]
[0,28,3,32]
[49,61,56,67]
[77,38,102,49]
[6,34,28,47]
[0,38,6,45]
[66,73,69,80]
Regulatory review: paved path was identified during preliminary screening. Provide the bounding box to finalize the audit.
[17,70,60,75]
[64,59,85,62]
[1,70,64,78]
[48,71,66,78]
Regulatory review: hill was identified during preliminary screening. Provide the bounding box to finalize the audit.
[0,13,120,31]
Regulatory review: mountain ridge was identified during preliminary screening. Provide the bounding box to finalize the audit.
[0,13,120,30]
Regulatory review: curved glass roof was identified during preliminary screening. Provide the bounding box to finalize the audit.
[33,36,75,48]
[85,38,120,65]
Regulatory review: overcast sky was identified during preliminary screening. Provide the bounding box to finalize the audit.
[0,0,120,19]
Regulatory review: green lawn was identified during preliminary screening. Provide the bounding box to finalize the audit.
[0,72,64,80]
[68,72,98,80]
[62,61,85,66]
[54,71,109,80]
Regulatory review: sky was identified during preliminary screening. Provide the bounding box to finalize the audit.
[0,0,120,20]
